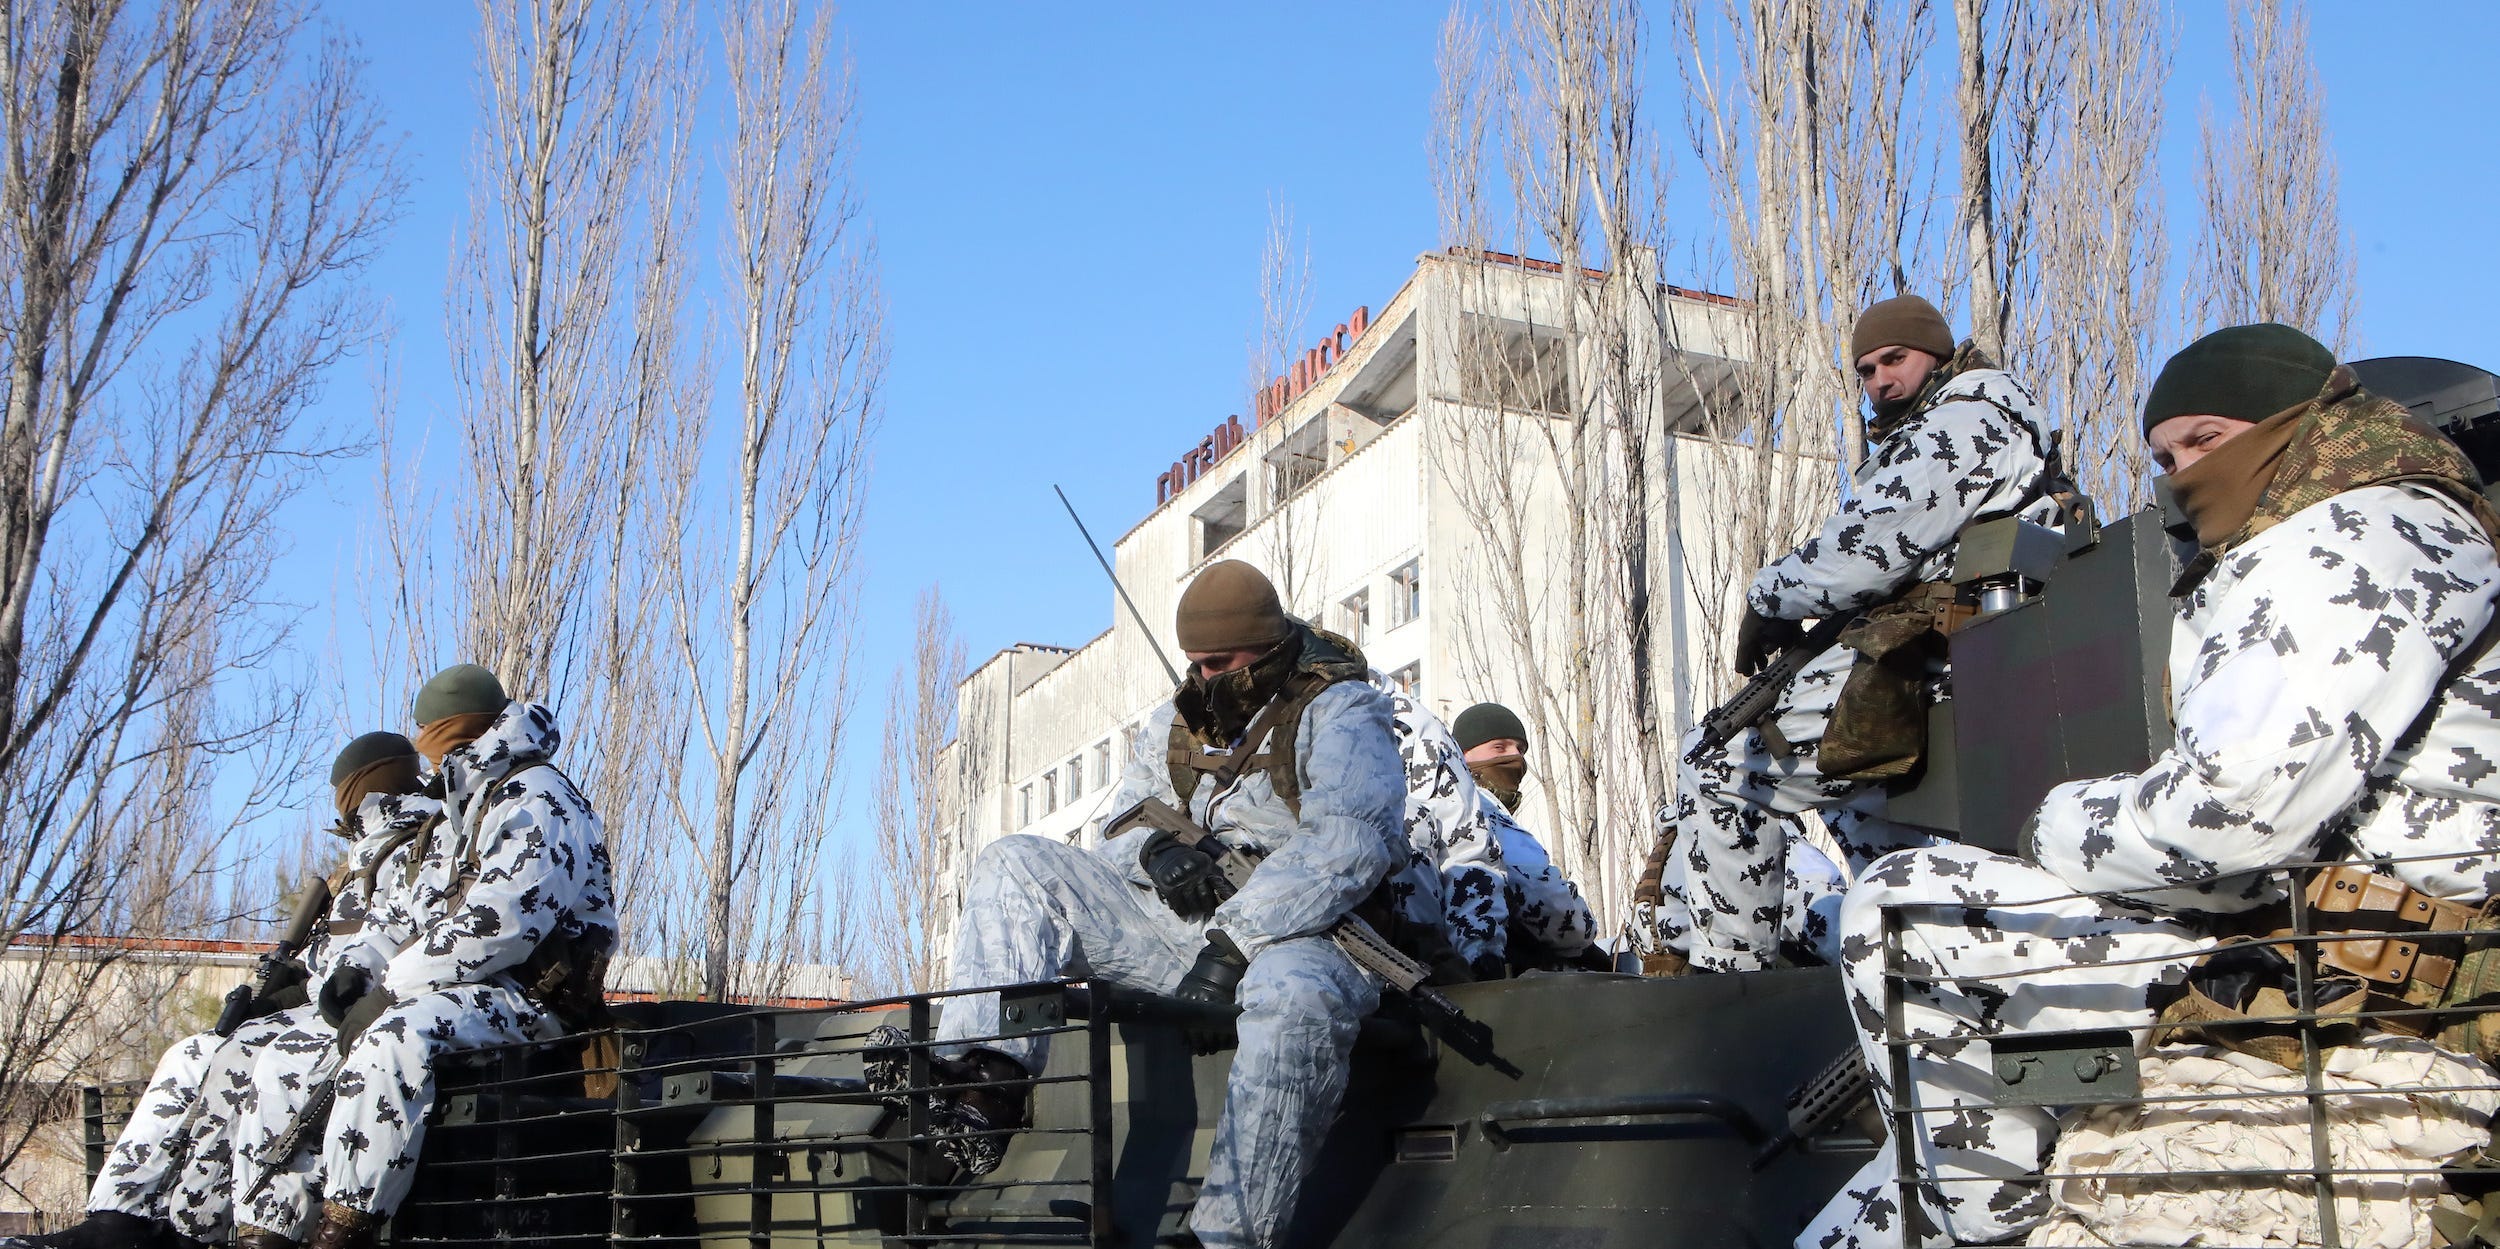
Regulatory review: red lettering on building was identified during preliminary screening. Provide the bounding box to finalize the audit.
[1156,415,1247,506]
[1157,303,1372,505]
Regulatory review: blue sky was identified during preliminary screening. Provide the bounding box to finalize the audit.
[274,2,2500,863]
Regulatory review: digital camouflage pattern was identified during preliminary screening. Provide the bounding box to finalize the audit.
[234,791,440,1237]
[1486,803,1597,961]
[936,678,1403,1249]
[1821,481,2500,1249]
[1665,362,2061,973]
[86,789,442,1239]
[1366,673,1508,966]
[313,701,609,1221]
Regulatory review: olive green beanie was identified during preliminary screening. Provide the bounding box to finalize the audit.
[1175,561,1289,652]
[412,663,508,726]
[1453,703,1530,753]
[330,731,419,785]
[2142,323,2337,437]
[1850,295,1956,363]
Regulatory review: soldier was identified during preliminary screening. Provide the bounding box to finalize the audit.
[231,736,443,1248]
[1806,324,2500,1248]
[1367,676,1509,981]
[1661,295,2066,976]
[1449,703,1600,969]
[8,735,434,1249]
[289,666,616,1249]
[914,560,1405,1249]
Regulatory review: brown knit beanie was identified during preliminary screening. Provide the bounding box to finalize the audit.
[1850,295,1956,363]
[1175,560,1289,652]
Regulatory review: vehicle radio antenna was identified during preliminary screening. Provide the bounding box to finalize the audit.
[1054,484,1184,688]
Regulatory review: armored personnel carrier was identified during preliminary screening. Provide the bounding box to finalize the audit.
[80,357,2500,1248]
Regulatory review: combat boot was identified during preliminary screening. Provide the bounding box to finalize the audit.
[235,1224,301,1249]
[1640,948,1691,978]
[302,1204,375,1249]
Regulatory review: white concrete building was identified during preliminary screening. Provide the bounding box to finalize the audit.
[929,249,1801,973]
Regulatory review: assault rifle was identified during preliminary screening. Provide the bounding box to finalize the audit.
[1109,797,1523,1080]
[1686,612,1861,766]
[215,874,332,1037]
[1752,1046,1875,1170]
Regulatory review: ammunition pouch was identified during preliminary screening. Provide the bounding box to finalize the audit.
[518,924,621,1099]
[2155,864,2500,1068]
[518,924,615,1032]
[1817,582,1975,783]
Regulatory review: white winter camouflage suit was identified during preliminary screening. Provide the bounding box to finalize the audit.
[1661,363,2062,973]
[1486,802,1600,963]
[233,790,439,1238]
[1368,673,1510,967]
[1808,483,2500,1249]
[88,790,438,1241]
[295,702,615,1226]
[936,676,1404,1249]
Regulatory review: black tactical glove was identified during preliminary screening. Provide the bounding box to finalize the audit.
[335,986,397,1054]
[1469,953,1509,983]
[1170,934,1249,1054]
[259,958,312,1012]
[1141,831,1228,920]
[317,965,369,1028]
[1732,608,1806,677]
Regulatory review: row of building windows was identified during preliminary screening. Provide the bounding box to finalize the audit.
[1336,558,1422,647]
[1016,727,1151,831]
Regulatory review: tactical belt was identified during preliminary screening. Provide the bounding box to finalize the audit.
[2238,864,2499,1028]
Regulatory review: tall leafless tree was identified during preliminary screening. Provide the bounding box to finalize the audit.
[660,0,882,1002]
[369,0,696,939]
[2189,0,2354,350]
[867,588,966,996]
[0,0,397,1184]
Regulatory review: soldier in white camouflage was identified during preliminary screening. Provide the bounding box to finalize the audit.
[8,735,436,1249]
[1449,703,1601,969]
[1662,295,2067,977]
[230,752,442,1248]
[1368,677,1511,980]
[288,667,616,1249]
[1806,325,2500,1249]
[922,560,1406,1249]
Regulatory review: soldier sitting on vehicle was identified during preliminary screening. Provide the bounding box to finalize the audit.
[1657,295,2071,976]
[913,560,1406,1249]
[285,666,616,1249]
[231,733,445,1248]
[1366,676,1511,982]
[1806,324,2500,1249]
[1448,702,1601,971]
[7,734,437,1249]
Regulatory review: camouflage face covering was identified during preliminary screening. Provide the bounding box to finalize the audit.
[2175,365,2500,592]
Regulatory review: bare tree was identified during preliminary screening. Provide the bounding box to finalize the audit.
[2013,0,2172,514]
[2189,0,2354,350]
[369,0,696,941]
[1431,0,1687,922]
[0,0,397,1184]
[659,0,883,1002]
[867,588,966,996]
[1244,198,1330,617]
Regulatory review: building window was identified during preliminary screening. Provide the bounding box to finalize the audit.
[1458,314,1574,415]
[1094,740,1113,788]
[1390,662,1422,701]
[1066,757,1084,802]
[1192,474,1249,559]
[1389,560,1422,628]
[1019,785,1034,827]
[1339,589,1370,645]
[1043,772,1059,815]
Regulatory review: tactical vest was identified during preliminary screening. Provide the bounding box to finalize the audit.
[1163,624,1368,819]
